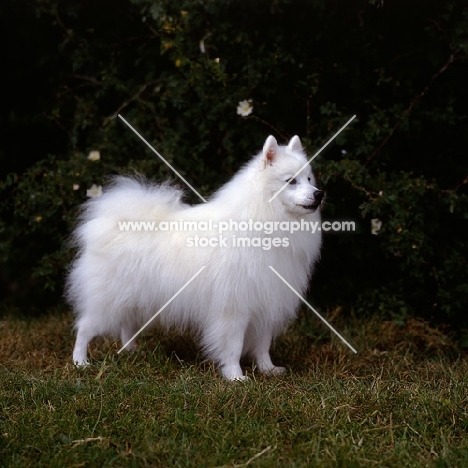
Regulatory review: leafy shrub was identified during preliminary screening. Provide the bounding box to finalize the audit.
[1,0,467,328]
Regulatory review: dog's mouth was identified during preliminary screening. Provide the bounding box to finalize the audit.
[300,203,320,212]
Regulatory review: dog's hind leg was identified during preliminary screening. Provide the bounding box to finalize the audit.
[73,318,98,366]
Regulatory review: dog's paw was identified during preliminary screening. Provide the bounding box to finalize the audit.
[261,366,287,376]
[73,359,90,367]
[221,364,248,381]
[231,375,250,382]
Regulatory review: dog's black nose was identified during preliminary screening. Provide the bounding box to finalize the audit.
[314,190,324,203]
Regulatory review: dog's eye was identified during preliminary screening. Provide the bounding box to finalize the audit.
[287,178,297,185]
[308,177,311,182]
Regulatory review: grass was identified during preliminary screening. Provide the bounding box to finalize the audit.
[1,309,467,467]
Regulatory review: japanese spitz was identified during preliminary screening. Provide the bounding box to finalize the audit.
[66,135,323,380]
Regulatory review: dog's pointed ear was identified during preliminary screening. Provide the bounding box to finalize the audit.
[287,135,303,153]
[262,135,278,166]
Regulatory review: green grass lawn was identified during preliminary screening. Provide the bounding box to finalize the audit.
[1,310,467,467]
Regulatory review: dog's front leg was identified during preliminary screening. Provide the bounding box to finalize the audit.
[202,316,249,380]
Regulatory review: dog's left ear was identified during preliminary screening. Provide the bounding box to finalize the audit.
[287,135,303,153]
[262,135,278,166]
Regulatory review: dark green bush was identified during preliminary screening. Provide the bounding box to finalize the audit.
[1,0,467,328]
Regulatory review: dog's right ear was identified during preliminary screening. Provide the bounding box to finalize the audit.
[262,135,278,167]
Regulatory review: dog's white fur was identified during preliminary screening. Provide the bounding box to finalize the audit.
[66,135,322,380]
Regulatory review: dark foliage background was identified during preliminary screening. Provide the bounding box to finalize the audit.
[1,0,467,334]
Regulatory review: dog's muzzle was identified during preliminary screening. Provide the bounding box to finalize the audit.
[301,189,324,211]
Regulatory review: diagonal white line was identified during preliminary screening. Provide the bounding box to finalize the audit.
[268,115,356,203]
[118,114,207,203]
[117,266,206,354]
[268,266,357,353]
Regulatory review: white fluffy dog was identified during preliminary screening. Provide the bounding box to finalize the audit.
[66,135,323,380]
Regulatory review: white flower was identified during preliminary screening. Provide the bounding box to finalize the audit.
[237,100,253,117]
[86,184,102,198]
[73,184,80,191]
[87,150,101,161]
[371,218,382,235]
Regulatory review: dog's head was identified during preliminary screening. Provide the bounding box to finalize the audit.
[261,135,324,215]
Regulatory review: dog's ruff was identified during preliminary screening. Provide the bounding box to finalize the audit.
[66,135,323,380]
